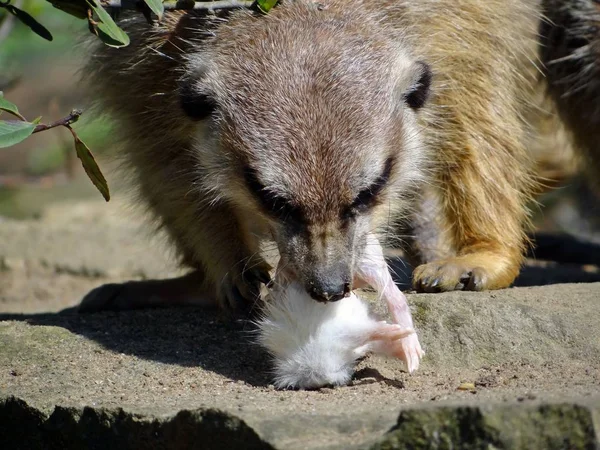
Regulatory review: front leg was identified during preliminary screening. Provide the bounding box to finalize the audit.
[191,202,272,312]
[407,186,523,292]
[408,2,538,293]
[412,149,530,293]
[411,84,534,292]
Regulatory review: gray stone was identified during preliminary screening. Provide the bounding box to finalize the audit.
[1,200,600,448]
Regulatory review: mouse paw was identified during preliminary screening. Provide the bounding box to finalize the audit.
[393,332,424,373]
[370,322,415,341]
[369,324,424,373]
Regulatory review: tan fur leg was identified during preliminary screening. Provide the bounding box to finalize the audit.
[79,216,271,314]
[412,149,531,292]
[407,0,539,293]
[164,200,272,312]
[412,139,532,293]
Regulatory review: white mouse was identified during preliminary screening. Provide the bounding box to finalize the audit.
[256,234,424,389]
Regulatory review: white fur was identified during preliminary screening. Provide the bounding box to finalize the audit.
[256,235,424,390]
[257,282,386,389]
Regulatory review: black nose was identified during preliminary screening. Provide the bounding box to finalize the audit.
[308,281,351,303]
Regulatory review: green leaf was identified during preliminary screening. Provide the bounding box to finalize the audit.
[143,0,164,20]
[6,5,53,41]
[73,135,110,201]
[0,120,36,148]
[254,0,279,13]
[0,91,20,116]
[87,0,130,48]
[96,26,130,47]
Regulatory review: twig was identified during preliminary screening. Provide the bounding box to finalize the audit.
[32,109,82,133]
[102,0,254,11]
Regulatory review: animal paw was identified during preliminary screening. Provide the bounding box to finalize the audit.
[391,332,424,373]
[413,257,492,292]
[369,323,424,373]
[217,260,272,314]
[79,282,132,312]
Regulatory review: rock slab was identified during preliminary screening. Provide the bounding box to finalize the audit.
[1,200,600,449]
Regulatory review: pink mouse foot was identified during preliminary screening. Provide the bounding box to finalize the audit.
[368,324,424,373]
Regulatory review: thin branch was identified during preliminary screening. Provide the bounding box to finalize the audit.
[103,0,254,11]
[32,109,82,134]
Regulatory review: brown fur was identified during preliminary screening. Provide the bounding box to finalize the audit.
[83,0,562,311]
[526,86,579,192]
[386,0,542,291]
[539,0,600,195]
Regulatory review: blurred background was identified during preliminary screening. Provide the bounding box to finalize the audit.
[0,0,115,218]
[0,1,599,314]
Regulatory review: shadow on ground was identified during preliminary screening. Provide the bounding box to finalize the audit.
[0,306,274,387]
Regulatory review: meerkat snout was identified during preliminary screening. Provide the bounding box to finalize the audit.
[306,269,352,303]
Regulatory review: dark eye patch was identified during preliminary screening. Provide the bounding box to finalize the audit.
[243,166,304,223]
[179,81,217,120]
[404,61,432,110]
[342,157,394,220]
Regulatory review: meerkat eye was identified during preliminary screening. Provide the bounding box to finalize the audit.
[343,158,394,219]
[404,61,432,110]
[243,166,305,223]
[179,82,217,120]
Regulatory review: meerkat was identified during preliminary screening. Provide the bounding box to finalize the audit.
[80,0,546,313]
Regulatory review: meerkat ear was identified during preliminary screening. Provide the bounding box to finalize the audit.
[404,61,432,110]
[179,79,217,120]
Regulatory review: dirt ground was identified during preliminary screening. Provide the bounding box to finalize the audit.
[1,199,599,449]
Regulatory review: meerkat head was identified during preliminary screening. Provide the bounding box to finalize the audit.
[179,3,431,302]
